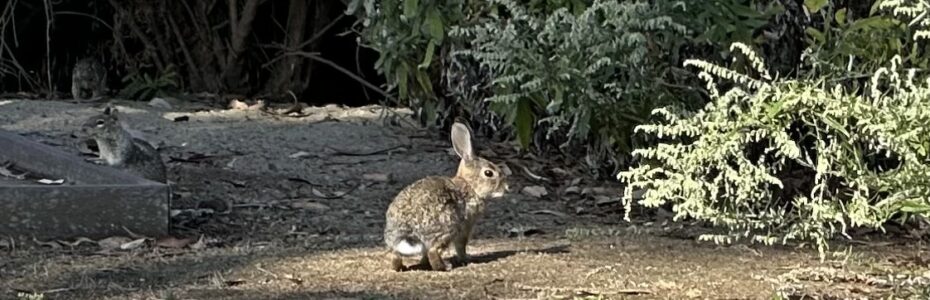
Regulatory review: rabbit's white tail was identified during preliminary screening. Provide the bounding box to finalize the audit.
[394,239,423,256]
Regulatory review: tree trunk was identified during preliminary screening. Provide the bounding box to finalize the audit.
[303,0,333,93]
[221,0,261,92]
[263,0,309,99]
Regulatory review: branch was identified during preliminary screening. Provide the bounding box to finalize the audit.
[108,0,165,70]
[297,14,345,50]
[228,0,238,41]
[266,51,397,103]
[0,0,40,91]
[228,0,260,63]
[43,0,52,98]
[53,11,114,32]
[167,10,201,88]
[259,14,346,51]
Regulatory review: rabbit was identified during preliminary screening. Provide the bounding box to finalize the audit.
[72,57,107,100]
[383,122,509,271]
[79,105,167,183]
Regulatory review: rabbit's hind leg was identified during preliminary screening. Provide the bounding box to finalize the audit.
[426,235,453,271]
[389,251,405,272]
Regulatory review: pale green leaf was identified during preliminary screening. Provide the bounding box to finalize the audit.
[404,0,419,18]
[805,0,828,14]
[425,8,444,43]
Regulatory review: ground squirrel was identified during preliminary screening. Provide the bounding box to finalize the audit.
[79,106,167,183]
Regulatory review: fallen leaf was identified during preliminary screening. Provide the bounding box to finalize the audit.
[530,209,568,218]
[37,178,65,185]
[0,162,26,180]
[594,195,620,206]
[190,235,208,250]
[156,237,194,249]
[551,168,571,176]
[37,241,62,249]
[362,173,391,182]
[521,185,548,198]
[33,237,62,249]
[228,99,264,110]
[121,226,150,239]
[228,99,249,110]
[289,151,312,159]
[570,178,582,186]
[58,237,97,247]
[291,201,330,212]
[311,188,327,198]
[311,188,349,198]
[98,236,132,250]
[120,238,147,250]
[522,166,550,182]
[564,186,581,194]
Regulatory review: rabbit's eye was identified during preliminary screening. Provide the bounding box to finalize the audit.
[483,170,495,177]
[95,119,105,127]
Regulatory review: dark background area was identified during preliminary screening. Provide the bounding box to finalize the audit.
[0,0,385,107]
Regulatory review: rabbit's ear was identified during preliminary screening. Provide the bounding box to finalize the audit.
[451,122,475,161]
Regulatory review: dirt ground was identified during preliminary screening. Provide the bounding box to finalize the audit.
[1,98,929,300]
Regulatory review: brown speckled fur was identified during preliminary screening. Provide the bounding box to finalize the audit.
[71,58,107,100]
[383,123,508,272]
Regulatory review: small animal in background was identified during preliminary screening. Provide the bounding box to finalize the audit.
[383,122,509,271]
[71,57,107,100]
[79,106,167,183]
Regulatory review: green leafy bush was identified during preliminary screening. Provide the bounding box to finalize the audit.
[619,36,930,253]
[879,0,930,39]
[349,0,782,175]
[346,0,465,120]
[803,0,929,80]
[676,0,783,49]
[450,0,698,170]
